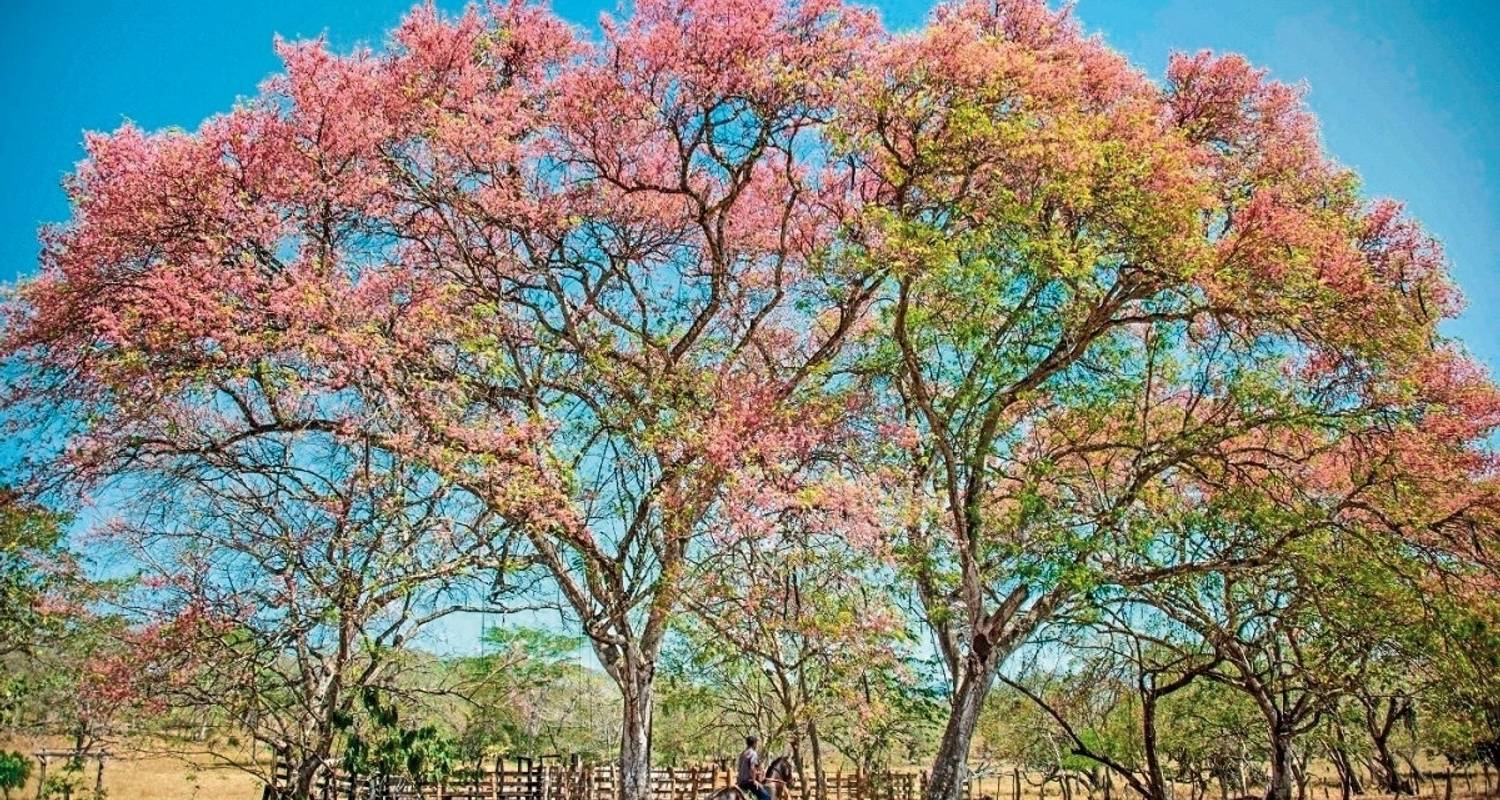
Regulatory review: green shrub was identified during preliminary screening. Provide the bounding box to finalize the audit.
[0,751,32,800]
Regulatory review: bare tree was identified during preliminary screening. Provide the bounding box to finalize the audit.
[106,436,521,799]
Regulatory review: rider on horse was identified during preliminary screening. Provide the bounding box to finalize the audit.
[736,735,772,800]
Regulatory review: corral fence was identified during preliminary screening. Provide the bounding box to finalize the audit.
[264,753,928,800]
[264,753,1500,800]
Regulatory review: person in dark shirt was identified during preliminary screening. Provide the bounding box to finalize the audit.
[736,735,771,800]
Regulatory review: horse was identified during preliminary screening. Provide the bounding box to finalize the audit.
[705,755,798,800]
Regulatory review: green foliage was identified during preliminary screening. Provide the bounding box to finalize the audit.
[0,497,71,656]
[446,625,609,759]
[1157,680,1266,789]
[471,627,584,689]
[340,687,462,786]
[0,606,131,749]
[38,758,98,800]
[0,675,28,730]
[976,684,1065,774]
[0,751,31,800]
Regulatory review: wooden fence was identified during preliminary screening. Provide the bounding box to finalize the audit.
[816,770,919,800]
[267,755,589,800]
[264,754,933,800]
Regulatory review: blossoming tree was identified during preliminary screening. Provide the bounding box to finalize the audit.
[834,3,1498,800]
[2,1,886,797]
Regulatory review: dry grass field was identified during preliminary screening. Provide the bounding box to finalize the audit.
[79,753,261,800]
[1,737,262,800]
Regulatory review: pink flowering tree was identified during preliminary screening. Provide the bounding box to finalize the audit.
[831,3,1498,800]
[376,2,888,795]
[1,2,888,797]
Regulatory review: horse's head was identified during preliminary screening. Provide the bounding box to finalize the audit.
[767,756,798,787]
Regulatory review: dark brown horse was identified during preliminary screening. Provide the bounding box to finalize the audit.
[705,756,797,800]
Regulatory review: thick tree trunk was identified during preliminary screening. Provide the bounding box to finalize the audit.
[1266,734,1295,800]
[619,680,655,800]
[924,655,1000,800]
[1368,738,1411,795]
[289,701,340,799]
[290,752,330,800]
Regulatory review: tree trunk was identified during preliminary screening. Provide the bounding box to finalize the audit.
[286,710,342,800]
[1368,737,1411,795]
[1292,753,1310,800]
[290,755,327,800]
[808,721,827,800]
[1266,733,1295,800]
[619,677,654,800]
[924,655,999,800]
[791,736,805,792]
[1329,737,1363,799]
[1397,754,1422,797]
[1141,696,1171,800]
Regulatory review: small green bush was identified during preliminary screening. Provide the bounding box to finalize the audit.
[0,750,32,800]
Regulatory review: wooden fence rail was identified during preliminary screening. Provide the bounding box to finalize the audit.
[263,754,933,800]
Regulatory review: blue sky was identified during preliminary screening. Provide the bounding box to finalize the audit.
[4,0,1498,369]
